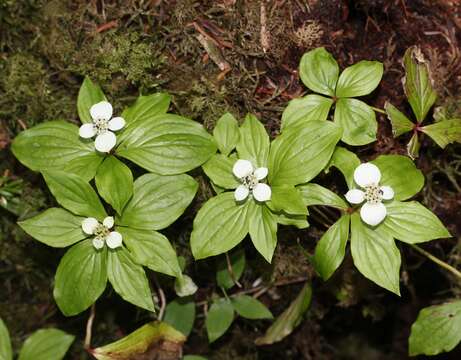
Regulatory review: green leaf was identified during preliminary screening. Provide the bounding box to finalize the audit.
[299,47,339,96]
[205,299,234,343]
[407,132,421,160]
[248,203,278,263]
[19,208,86,248]
[77,77,106,123]
[403,46,437,123]
[255,283,312,345]
[11,121,103,181]
[63,154,105,182]
[0,318,12,360]
[313,215,350,280]
[409,300,461,356]
[236,114,270,167]
[107,247,155,312]
[232,295,273,320]
[380,201,450,244]
[326,146,360,189]
[281,95,333,131]
[116,114,217,175]
[216,248,246,290]
[384,102,413,137]
[202,154,239,189]
[350,213,401,295]
[91,321,186,360]
[210,182,226,195]
[118,173,197,231]
[121,93,171,125]
[269,121,342,186]
[335,60,383,98]
[183,356,208,360]
[213,113,240,156]
[334,98,377,146]
[95,156,133,215]
[43,171,107,219]
[371,155,424,201]
[421,118,461,148]
[297,183,348,210]
[276,213,309,229]
[117,227,181,277]
[164,297,196,337]
[18,329,74,360]
[191,192,251,259]
[54,240,107,316]
[269,185,307,216]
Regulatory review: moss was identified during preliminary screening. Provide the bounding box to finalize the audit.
[0,54,67,130]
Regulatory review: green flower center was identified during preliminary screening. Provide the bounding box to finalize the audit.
[94,224,110,238]
[242,174,258,190]
[364,184,383,204]
[94,118,109,134]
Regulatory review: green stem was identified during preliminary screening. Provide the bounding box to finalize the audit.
[410,244,461,280]
[371,106,386,114]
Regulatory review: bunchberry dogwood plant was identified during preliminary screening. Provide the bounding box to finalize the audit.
[192,112,342,262]
[19,168,198,315]
[298,148,450,295]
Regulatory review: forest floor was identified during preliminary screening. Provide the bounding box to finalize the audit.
[1,0,461,359]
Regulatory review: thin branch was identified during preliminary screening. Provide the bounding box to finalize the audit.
[197,276,309,306]
[158,287,167,320]
[370,106,386,114]
[410,244,461,280]
[152,274,167,320]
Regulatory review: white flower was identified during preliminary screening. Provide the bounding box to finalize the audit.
[345,163,394,226]
[79,101,125,153]
[232,159,271,202]
[82,216,123,249]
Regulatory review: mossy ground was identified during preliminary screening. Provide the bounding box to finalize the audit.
[1,1,461,359]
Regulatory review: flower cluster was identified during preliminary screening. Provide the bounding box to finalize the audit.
[232,159,271,202]
[81,216,123,249]
[79,101,125,153]
[345,163,394,226]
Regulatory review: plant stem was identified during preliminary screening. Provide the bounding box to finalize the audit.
[371,106,386,114]
[84,304,96,349]
[410,244,461,280]
[152,274,166,320]
[225,252,242,288]
[198,276,309,307]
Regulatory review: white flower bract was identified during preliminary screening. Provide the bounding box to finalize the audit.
[81,216,123,249]
[79,101,126,153]
[232,159,271,202]
[345,163,394,226]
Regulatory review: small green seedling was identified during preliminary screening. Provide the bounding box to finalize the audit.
[385,46,461,158]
